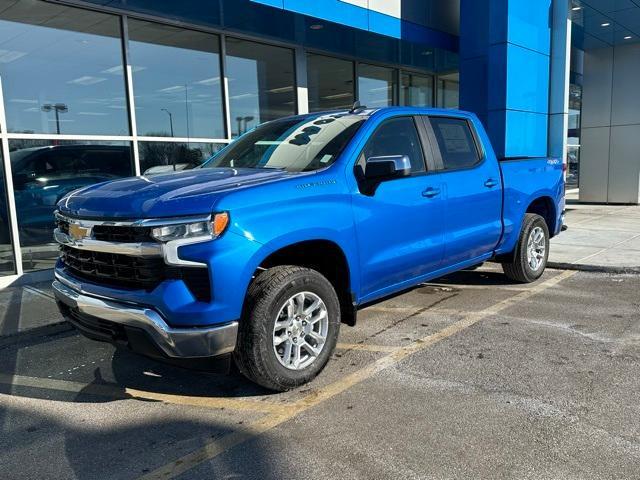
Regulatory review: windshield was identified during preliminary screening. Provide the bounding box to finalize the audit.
[202,114,365,173]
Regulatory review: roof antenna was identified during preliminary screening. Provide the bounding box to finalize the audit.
[350,101,366,114]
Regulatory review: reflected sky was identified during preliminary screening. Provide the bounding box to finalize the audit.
[226,38,296,137]
[128,20,226,139]
[0,0,129,135]
[358,64,395,108]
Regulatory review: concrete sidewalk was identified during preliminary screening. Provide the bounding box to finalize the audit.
[0,281,65,342]
[549,202,640,273]
[1,202,639,339]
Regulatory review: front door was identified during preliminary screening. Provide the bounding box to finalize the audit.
[352,116,446,299]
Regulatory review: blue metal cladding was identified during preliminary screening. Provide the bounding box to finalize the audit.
[460,0,552,159]
[251,0,459,51]
[72,0,458,72]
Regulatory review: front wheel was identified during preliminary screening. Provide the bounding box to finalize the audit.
[502,213,550,283]
[234,265,340,391]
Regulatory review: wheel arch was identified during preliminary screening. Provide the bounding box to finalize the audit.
[526,196,557,237]
[254,239,357,326]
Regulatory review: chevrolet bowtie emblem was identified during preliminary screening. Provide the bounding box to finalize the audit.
[68,224,91,241]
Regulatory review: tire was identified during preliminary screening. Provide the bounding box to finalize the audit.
[502,213,550,283]
[234,265,341,391]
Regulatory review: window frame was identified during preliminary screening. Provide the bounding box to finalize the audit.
[423,115,486,173]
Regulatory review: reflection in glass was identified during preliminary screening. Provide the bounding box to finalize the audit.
[401,73,434,107]
[0,150,16,276]
[307,54,354,112]
[0,0,129,135]
[226,38,296,137]
[128,20,225,139]
[139,142,225,176]
[567,82,582,189]
[9,140,133,272]
[358,64,396,108]
[205,114,364,172]
[437,73,460,109]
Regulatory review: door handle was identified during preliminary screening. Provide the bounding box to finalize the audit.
[422,187,441,198]
[484,179,499,188]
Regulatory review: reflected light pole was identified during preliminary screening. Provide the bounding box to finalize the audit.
[161,108,174,137]
[41,103,68,135]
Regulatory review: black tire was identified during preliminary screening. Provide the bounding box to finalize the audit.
[234,265,340,391]
[502,213,550,283]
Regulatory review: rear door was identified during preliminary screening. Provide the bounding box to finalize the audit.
[352,115,446,299]
[424,116,503,266]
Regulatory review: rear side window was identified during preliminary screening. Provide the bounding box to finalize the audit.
[360,117,426,174]
[429,117,481,170]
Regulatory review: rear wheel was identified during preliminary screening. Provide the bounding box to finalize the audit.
[502,213,550,283]
[234,265,340,391]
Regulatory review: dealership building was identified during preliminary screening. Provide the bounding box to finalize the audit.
[0,0,638,286]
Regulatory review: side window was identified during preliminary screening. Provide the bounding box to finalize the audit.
[360,117,426,174]
[429,117,481,170]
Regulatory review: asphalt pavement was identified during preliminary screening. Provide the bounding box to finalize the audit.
[1,264,638,479]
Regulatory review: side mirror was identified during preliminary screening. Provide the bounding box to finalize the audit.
[364,155,411,181]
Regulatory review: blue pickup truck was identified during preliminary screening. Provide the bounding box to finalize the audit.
[53,107,565,391]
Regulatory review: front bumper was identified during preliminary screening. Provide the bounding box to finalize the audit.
[53,273,238,359]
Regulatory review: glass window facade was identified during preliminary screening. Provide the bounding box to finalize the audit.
[139,142,225,175]
[128,20,225,139]
[0,0,129,135]
[401,73,434,107]
[358,64,396,108]
[0,149,16,276]
[307,54,355,112]
[226,38,296,137]
[9,140,133,272]
[437,73,460,109]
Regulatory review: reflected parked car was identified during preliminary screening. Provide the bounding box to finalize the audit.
[4,145,132,246]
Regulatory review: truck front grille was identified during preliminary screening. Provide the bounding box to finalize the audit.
[92,225,152,243]
[56,217,152,243]
[59,246,212,302]
[60,245,166,291]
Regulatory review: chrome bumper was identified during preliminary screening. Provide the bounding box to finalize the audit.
[52,276,238,359]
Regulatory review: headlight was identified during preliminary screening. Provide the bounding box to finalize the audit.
[151,213,229,242]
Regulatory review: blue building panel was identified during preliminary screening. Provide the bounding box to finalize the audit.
[488,110,549,159]
[488,43,550,114]
[280,0,369,30]
[504,0,552,55]
[368,10,402,39]
[251,0,459,51]
[505,44,550,115]
[461,0,552,159]
[504,110,549,158]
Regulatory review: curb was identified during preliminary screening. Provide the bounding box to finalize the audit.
[547,262,640,275]
[0,321,73,348]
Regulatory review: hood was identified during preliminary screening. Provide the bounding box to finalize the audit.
[57,167,290,219]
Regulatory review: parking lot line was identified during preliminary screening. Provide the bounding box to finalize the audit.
[139,270,577,480]
[336,342,400,353]
[0,374,286,414]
